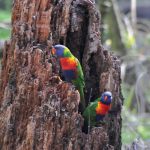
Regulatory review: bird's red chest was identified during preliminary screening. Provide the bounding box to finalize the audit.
[60,58,77,70]
[96,101,111,115]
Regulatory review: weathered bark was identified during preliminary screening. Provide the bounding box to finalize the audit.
[0,0,123,150]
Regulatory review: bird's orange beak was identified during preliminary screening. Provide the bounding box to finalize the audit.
[104,96,108,101]
[51,47,56,55]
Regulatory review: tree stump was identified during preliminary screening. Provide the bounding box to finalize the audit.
[0,0,123,149]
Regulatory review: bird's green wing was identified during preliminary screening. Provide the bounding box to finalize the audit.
[76,58,85,87]
[64,47,73,57]
[63,47,86,111]
[72,58,85,111]
[83,98,99,126]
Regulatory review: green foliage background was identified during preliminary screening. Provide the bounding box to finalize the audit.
[0,0,11,40]
[0,0,11,10]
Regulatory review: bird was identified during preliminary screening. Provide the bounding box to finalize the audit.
[83,91,112,127]
[51,44,86,111]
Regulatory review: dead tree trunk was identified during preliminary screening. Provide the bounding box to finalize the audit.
[0,0,123,150]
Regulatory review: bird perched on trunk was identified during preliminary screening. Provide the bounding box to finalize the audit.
[51,44,85,111]
[83,91,112,127]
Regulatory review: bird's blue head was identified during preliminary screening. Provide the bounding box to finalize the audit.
[51,44,65,57]
[101,91,112,104]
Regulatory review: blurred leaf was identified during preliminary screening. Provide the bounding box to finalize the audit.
[125,86,135,109]
[0,0,12,10]
[0,10,11,22]
[0,28,11,40]
[123,32,136,49]
[122,126,137,144]
[137,125,150,140]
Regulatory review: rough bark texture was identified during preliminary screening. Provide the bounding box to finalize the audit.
[0,0,123,150]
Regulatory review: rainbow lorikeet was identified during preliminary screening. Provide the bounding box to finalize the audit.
[83,91,112,127]
[51,44,85,111]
